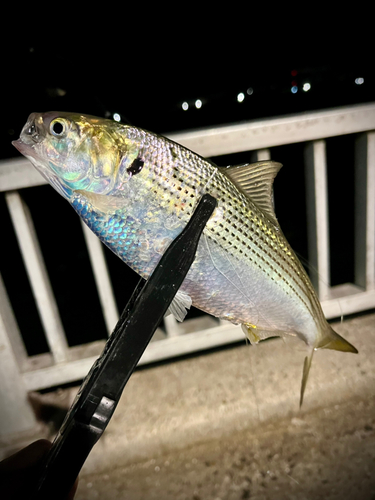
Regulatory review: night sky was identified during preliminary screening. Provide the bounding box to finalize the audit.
[2,25,374,158]
[1,21,374,353]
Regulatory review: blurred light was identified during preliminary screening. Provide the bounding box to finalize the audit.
[303,82,311,92]
[182,102,189,111]
[46,87,67,98]
[246,87,253,95]
[113,113,121,122]
[355,77,364,85]
[291,86,298,94]
[291,69,298,77]
[237,92,245,103]
[195,99,202,109]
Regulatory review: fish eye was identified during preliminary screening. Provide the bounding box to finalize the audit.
[50,119,66,137]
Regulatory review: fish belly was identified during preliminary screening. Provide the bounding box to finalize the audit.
[182,233,318,339]
[72,192,318,345]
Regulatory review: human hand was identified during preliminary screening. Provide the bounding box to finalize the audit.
[0,439,78,500]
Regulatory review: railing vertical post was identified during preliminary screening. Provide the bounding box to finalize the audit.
[250,149,271,162]
[5,191,68,363]
[0,274,37,436]
[164,314,181,337]
[81,222,119,335]
[304,140,330,300]
[355,132,375,291]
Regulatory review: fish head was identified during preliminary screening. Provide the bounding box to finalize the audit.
[13,112,129,200]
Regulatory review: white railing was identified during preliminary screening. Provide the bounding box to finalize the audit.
[1,103,374,436]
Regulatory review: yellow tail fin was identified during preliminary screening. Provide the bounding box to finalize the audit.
[300,350,314,407]
[300,326,357,407]
[316,325,358,353]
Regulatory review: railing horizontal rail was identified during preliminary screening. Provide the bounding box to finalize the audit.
[1,102,375,435]
[2,103,375,192]
[5,191,68,363]
[168,103,375,157]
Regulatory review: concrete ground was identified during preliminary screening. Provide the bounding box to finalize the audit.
[2,311,375,499]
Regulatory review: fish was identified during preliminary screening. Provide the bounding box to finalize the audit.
[13,111,358,405]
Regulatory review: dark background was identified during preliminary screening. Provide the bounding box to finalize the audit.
[1,19,374,154]
[0,20,374,355]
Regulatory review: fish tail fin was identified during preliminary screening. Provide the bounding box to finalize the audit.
[316,324,358,354]
[300,325,357,407]
[300,348,314,408]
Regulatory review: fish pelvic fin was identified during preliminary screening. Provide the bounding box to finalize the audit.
[166,290,192,322]
[316,325,358,354]
[300,349,314,408]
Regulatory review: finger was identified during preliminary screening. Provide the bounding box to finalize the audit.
[0,439,52,471]
[66,476,79,500]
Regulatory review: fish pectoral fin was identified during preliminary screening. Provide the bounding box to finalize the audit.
[300,349,314,408]
[76,190,126,212]
[166,290,192,322]
[221,161,282,226]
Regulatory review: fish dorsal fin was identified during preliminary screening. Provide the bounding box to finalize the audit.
[223,161,282,225]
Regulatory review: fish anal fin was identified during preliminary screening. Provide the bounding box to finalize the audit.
[222,161,282,226]
[316,325,358,354]
[241,323,282,344]
[241,323,262,344]
[166,290,192,322]
[300,349,314,408]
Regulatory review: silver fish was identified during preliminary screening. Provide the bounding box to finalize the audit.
[13,112,358,404]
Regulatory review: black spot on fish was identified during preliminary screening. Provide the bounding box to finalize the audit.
[127,157,144,176]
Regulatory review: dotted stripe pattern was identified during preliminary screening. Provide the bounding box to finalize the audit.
[124,127,325,327]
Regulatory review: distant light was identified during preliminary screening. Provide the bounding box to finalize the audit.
[291,85,298,94]
[303,82,311,92]
[195,99,202,109]
[291,69,298,77]
[113,113,121,122]
[355,77,364,85]
[237,92,245,103]
[246,87,254,95]
[182,102,189,111]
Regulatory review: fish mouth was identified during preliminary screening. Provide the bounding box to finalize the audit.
[12,138,45,166]
[12,112,45,160]
[12,138,34,156]
[12,138,72,200]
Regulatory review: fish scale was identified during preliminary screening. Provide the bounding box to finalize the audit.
[138,138,319,327]
[13,111,358,404]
